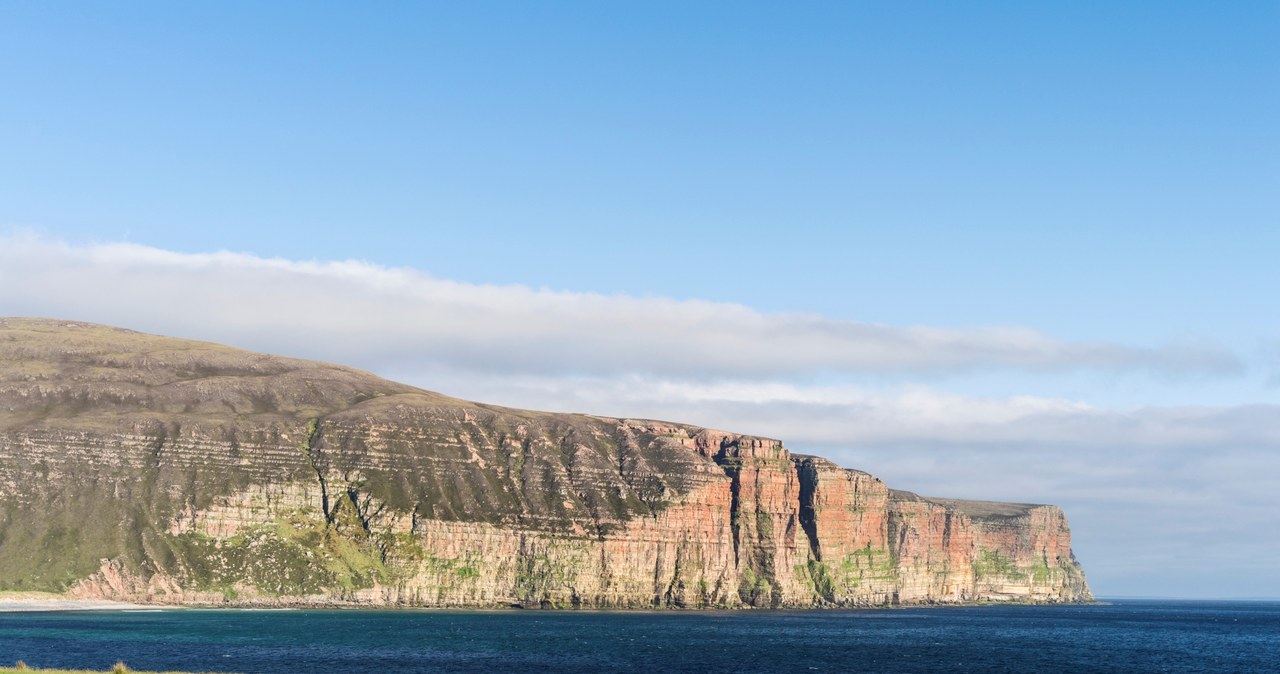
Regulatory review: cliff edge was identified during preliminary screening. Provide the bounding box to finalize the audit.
[0,318,1090,607]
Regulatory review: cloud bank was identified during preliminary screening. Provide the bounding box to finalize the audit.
[0,233,1239,380]
[1,233,1276,597]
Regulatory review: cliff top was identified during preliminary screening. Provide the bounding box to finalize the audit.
[0,318,740,442]
[891,490,1048,519]
[0,317,439,431]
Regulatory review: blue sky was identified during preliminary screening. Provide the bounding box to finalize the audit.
[2,2,1278,598]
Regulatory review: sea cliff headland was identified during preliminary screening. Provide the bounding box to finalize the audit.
[0,318,1090,608]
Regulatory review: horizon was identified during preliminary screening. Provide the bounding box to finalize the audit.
[2,2,1278,600]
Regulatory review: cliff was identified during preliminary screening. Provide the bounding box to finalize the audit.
[0,318,1090,607]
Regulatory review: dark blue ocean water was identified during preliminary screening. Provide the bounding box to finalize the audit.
[1,601,1277,673]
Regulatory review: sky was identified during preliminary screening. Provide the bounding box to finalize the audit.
[1,1,1278,599]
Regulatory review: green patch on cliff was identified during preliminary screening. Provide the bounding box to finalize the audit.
[170,526,331,597]
[1027,559,1060,585]
[0,496,139,593]
[514,557,562,606]
[413,550,485,582]
[738,567,773,606]
[795,560,837,602]
[839,546,895,583]
[168,505,417,597]
[972,547,1027,582]
[795,546,895,604]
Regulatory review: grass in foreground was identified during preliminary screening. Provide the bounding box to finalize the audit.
[3,662,233,674]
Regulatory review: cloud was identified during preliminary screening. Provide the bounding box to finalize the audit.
[0,233,1277,598]
[365,366,1280,450]
[1261,339,1280,388]
[0,233,1242,381]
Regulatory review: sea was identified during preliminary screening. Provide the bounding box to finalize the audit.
[1,600,1277,673]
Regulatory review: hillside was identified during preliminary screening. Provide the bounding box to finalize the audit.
[0,318,1090,607]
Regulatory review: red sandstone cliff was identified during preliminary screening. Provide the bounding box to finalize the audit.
[0,318,1091,607]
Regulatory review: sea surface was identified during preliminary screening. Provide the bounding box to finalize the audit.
[1,600,1277,673]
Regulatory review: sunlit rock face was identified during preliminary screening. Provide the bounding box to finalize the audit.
[0,318,1091,607]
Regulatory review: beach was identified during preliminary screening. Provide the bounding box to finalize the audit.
[0,594,150,613]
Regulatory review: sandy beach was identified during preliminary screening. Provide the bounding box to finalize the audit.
[0,593,153,612]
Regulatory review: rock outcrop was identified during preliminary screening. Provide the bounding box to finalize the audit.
[0,318,1090,607]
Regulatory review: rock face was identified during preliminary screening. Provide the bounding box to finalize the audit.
[0,318,1090,607]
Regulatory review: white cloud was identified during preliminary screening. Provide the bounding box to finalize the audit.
[0,233,1241,380]
[357,365,1280,453]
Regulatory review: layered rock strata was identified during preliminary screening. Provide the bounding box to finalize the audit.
[0,318,1090,607]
